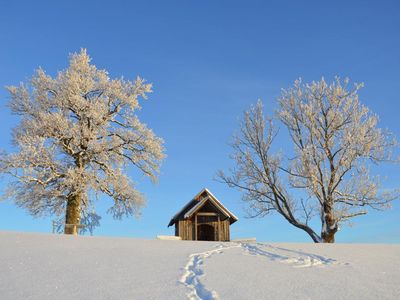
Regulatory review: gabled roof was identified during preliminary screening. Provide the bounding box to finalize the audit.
[167,188,238,227]
[183,196,230,219]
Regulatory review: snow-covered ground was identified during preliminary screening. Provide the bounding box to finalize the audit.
[0,231,399,299]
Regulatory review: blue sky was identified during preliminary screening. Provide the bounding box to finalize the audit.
[0,0,399,243]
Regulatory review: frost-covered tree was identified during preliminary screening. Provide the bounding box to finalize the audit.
[0,49,165,235]
[219,78,397,243]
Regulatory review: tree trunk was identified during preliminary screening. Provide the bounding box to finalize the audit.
[322,231,336,243]
[64,193,81,235]
[321,202,337,243]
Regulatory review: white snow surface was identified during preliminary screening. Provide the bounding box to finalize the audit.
[0,231,399,299]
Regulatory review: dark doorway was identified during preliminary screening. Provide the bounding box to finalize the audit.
[197,224,215,241]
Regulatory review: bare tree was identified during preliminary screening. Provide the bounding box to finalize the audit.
[219,77,397,243]
[0,49,165,235]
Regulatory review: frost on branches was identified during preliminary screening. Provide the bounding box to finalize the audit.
[219,77,398,243]
[0,49,165,234]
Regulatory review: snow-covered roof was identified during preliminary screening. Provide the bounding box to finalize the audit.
[183,196,229,219]
[168,188,238,227]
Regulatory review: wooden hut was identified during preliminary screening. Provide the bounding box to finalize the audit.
[168,188,238,241]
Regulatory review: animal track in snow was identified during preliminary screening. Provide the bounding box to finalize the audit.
[241,243,338,268]
[179,243,240,300]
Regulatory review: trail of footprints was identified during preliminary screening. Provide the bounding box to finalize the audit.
[179,244,241,300]
[179,242,339,300]
[241,243,337,268]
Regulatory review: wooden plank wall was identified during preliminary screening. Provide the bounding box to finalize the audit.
[221,220,230,241]
[177,219,231,241]
[177,220,193,240]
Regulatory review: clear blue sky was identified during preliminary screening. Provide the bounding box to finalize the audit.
[0,0,399,243]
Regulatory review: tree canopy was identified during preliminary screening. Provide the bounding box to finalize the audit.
[0,49,165,234]
[219,77,398,242]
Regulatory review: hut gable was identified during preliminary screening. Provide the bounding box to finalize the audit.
[168,188,238,241]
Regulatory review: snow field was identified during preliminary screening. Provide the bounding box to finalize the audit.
[1,231,399,300]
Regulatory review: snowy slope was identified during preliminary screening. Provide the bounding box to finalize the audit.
[0,231,399,300]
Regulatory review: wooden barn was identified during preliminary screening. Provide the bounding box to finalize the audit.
[168,188,238,241]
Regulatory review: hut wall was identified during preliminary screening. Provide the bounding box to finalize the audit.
[176,218,231,241]
[176,220,193,240]
[219,219,230,241]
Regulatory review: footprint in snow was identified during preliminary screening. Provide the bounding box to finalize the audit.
[241,243,339,268]
[179,243,240,300]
